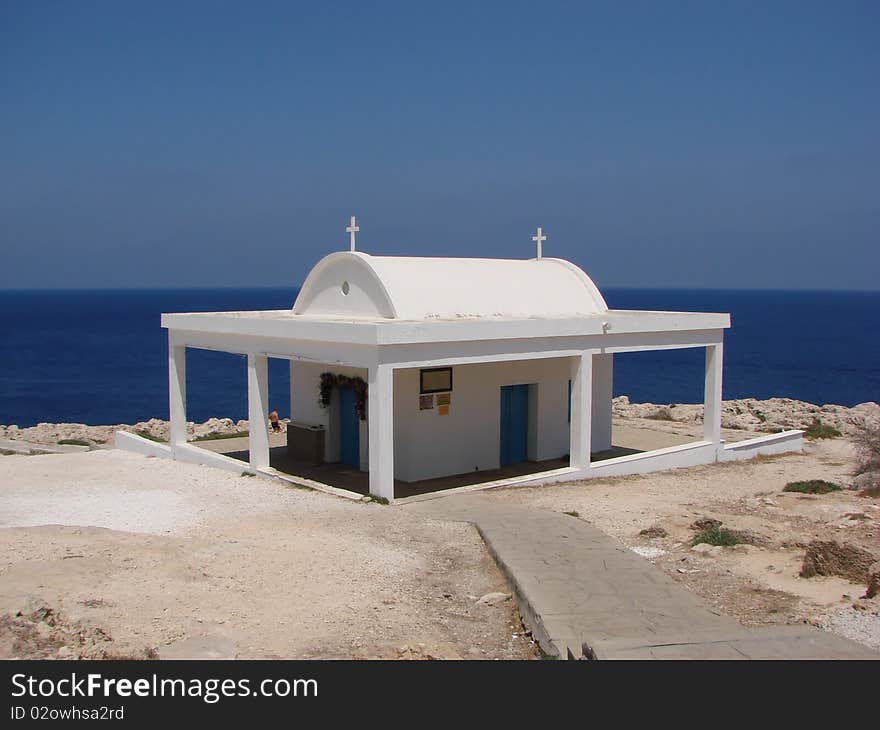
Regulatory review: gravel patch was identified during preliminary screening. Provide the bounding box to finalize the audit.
[629,546,667,559]
[817,606,880,652]
[0,449,301,535]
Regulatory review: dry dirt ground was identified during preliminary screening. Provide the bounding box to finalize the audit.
[0,450,537,660]
[479,421,880,651]
[2,423,877,659]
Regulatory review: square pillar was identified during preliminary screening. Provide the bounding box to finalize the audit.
[248,353,270,470]
[289,360,296,425]
[168,334,187,450]
[591,353,613,453]
[570,353,593,470]
[368,364,394,501]
[703,343,724,444]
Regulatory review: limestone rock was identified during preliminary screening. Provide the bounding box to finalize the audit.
[800,540,877,584]
[191,418,238,439]
[610,396,880,437]
[691,544,723,557]
[691,517,722,531]
[852,472,880,493]
[476,592,511,607]
[2,397,876,449]
[864,562,880,600]
[729,544,761,555]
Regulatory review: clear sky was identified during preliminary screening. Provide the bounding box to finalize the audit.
[2,1,878,290]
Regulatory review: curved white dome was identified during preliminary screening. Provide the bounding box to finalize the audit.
[292,252,607,320]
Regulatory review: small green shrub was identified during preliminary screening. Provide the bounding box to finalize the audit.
[563,510,579,518]
[240,471,256,478]
[804,419,841,440]
[783,479,842,494]
[57,439,90,447]
[691,526,741,547]
[367,496,389,505]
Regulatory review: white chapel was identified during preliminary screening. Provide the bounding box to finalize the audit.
[117,218,803,502]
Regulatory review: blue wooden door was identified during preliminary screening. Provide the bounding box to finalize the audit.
[500,384,529,466]
[339,386,360,467]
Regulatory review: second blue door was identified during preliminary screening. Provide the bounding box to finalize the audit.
[339,386,360,467]
[500,384,529,466]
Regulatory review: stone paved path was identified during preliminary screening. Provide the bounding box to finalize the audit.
[404,494,879,659]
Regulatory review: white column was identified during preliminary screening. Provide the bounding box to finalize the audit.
[570,353,593,470]
[289,360,296,424]
[248,353,270,470]
[168,333,187,450]
[368,364,394,501]
[703,343,724,444]
[591,353,613,452]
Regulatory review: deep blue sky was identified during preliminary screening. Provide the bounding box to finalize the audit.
[2,1,878,290]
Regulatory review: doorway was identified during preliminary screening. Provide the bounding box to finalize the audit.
[338,385,360,467]
[500,384,530,466]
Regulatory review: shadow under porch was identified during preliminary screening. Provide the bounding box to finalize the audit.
[194,422,698,499]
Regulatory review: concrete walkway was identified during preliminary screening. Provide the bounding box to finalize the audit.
[404,494,879,660]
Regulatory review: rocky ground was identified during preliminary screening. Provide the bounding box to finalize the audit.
[2,396,878,450]
[0,416,256,449]
[0,451,537,660]
[612,395,880,438]
[1,397,877,658]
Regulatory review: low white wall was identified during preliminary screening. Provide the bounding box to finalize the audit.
[172,443,250,473]
[588,441,718,478]
[717,430,804,461]
[511,431,804,487]
[115,431,250,475]
[114,431,172,458]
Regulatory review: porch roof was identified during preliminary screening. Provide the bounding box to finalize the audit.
[161,307,730,346]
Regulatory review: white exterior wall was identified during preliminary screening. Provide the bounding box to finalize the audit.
[292,356,618,483]
[290,361,369,471]
[392,358,572,482]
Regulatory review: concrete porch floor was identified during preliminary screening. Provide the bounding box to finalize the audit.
[193,422,702,498]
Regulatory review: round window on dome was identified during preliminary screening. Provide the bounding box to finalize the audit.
[341,281,350,296]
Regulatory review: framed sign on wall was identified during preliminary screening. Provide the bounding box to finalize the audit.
[420,367,452,394]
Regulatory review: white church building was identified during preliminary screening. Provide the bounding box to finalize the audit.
[117,220,803,502]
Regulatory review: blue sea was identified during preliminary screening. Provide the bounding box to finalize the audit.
[0,288,877,428]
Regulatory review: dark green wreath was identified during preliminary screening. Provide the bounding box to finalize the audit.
[318,372,368,420]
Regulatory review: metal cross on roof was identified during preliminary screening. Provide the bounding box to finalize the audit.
[532,226,547,259]
[346,215,360,252]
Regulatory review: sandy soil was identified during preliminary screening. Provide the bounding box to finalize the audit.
[0,450,537,660]
[479,435,880,651]
[2,422,877,658]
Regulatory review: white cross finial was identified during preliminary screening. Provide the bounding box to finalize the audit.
[532,226,547,259]
[346,215,360,252]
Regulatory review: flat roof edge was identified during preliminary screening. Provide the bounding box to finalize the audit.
[160,309,729,347]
